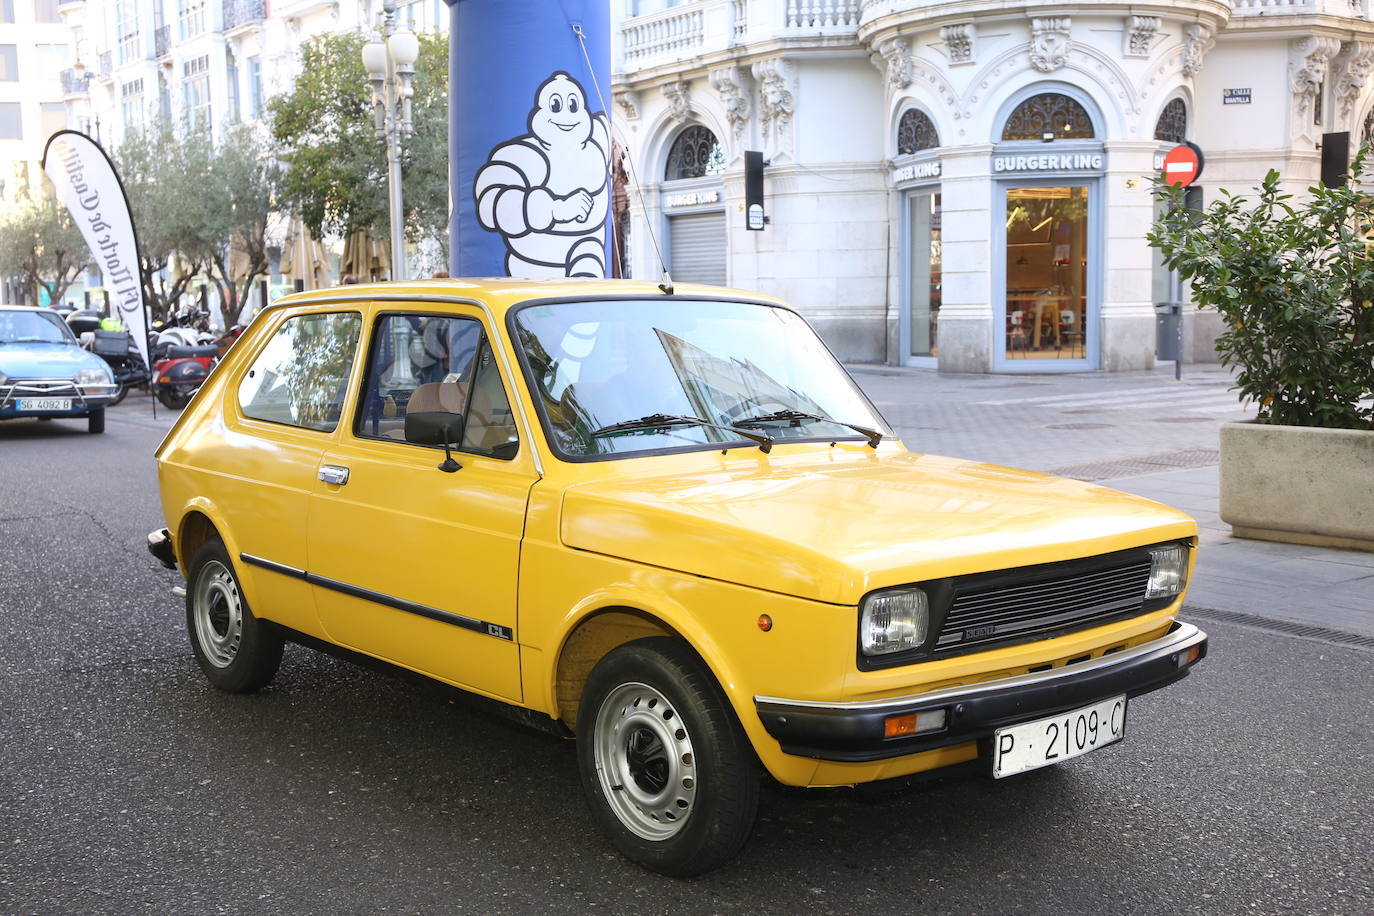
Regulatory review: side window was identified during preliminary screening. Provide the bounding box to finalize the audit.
[355,313,519,459]
[237,312,362,432]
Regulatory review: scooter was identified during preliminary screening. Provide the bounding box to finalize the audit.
[152,325,242,410]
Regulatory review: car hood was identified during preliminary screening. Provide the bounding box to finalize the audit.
[0,342,107,378]
[559,449,1196,605]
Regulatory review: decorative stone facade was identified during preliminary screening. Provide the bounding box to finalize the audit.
[612,0,1374,370]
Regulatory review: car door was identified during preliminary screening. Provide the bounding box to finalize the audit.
[306,305,535,702]
[216,307,365,638]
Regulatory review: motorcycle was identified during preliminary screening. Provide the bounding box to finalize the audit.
[152,325,242,410]
[67,311,150,407]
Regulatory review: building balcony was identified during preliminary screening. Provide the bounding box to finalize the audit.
[620,0,863,74]
[154,25,171,60]
[60,67,92,99]
[223,0,267,33]
[1231,0,1366,16]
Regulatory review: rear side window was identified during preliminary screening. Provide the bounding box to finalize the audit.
[355,313,519,459]
[237,311,362,432]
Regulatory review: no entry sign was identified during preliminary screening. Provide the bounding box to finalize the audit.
[1162,141,1204,187]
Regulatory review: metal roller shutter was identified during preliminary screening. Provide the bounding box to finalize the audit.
[668,211,727,285]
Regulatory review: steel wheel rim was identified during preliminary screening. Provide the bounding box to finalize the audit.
[192,560,243,668]
[593,681,698,841]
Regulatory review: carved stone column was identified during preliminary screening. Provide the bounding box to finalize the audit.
[708,66,752,154]
[1030,17,1071,74]
[661,79,692,123]
[1290,36,1341,142]
[1331,40,1374,126]
[751,58,795,161]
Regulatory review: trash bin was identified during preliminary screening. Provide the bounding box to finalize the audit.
[1155,302,1182,361]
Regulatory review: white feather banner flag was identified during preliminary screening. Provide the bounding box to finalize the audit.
[41,130,150,367]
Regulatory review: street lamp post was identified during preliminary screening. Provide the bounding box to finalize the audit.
[362,1,419,282]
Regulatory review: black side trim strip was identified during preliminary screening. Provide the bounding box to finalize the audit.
[239,553,514,641]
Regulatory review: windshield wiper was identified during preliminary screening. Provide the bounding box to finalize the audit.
[590,413,774,453]
[733,409,882,448]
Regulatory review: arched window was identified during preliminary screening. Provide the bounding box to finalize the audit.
[1001,93,1095,142]
[897,108,939,154]
[664,125,725,180]
[1154,98,1187,144]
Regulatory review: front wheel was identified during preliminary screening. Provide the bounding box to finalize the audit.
[577,637,759,877]
[185,538,283,692]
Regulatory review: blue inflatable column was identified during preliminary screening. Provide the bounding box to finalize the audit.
[445,0,612,279]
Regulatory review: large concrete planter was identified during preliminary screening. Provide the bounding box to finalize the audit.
[1220,420,1374,551]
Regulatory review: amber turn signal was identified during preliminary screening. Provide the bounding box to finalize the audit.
[883,709,948,739]
[757,614,773,632]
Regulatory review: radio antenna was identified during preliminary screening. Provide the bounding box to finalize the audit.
[572,23,674,295]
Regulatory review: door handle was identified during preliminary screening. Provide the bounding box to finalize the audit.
[319,465,350,486]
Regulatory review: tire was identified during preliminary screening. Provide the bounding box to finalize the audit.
[107,379,129,407]
[87,409,105,434]
[577,637,760,877]
[185,538,283,692]
[157,386,193,410]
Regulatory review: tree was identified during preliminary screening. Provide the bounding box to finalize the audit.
[0,187,90,307]
[191,126,282,328]
[269,31,449,255]
[1149,165,1374,430]
[114,127,210,322]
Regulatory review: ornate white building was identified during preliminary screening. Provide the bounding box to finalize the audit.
[612,0,1374,372]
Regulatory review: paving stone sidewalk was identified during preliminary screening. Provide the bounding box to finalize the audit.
[847,363,1374,640]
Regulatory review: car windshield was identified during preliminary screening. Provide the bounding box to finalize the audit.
[512,298,889,458]
[0,310,72,345]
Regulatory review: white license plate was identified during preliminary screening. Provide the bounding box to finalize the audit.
[992,695,1126,778]
[17,398,72,411]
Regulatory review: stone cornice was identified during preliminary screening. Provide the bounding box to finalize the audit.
[858,1,1233,46]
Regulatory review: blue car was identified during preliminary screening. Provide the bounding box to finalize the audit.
[0,305,118,434]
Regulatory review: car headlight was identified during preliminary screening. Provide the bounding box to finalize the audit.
[1145,544,1190,599]
[860,586,929,656]
[75,367,112,387]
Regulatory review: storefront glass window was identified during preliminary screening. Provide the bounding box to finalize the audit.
[1002,94,1094,142]
[664,125,724,180]
[1004,186,1088,361]
[897,110,939,155]
[908,193,941,358]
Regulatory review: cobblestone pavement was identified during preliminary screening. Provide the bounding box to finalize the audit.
[848,363,1374,639]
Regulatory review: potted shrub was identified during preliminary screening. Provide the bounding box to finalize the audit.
[1148,166,1374,550]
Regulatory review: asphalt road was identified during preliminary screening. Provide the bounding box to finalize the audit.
[1,398,1371,915]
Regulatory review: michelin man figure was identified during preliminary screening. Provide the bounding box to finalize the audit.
[474,71,610,278]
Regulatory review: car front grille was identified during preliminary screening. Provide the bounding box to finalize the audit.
[933,556,1154,654]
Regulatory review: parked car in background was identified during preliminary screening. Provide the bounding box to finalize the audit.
[148,279,1207,876]
[0,306,118,433]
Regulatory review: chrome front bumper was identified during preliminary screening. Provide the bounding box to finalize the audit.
[755,621,1208,762]
[0,378,118,413]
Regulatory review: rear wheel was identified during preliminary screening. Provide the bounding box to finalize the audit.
[87,409,105,434]
[577,637,759,877]
[157,386,193,410]
[185,538,283,692]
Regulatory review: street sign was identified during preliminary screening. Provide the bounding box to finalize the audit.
[1162,141,1204,188]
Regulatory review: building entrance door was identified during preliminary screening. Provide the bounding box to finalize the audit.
[1001,184,1092,366]
[905,191,941,361]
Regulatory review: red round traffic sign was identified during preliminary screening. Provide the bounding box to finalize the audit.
[1162,142,1204,187]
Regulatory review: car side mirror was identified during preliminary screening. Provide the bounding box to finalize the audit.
[405,411,465,472]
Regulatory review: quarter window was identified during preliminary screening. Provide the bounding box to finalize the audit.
[237,312,363,432]
[355,314,519,459]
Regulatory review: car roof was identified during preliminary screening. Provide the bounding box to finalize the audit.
[0,305,49,312]
[266,278,787,318]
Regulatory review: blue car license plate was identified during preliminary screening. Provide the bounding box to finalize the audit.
[17,398,73,411]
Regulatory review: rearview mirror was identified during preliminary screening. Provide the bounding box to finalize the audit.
[405,411,465,473]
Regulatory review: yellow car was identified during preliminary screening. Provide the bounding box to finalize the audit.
[148,279,1206,876]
